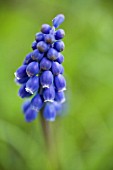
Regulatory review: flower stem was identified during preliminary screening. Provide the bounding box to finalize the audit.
[40,111,52,150]
[40,111,62,170]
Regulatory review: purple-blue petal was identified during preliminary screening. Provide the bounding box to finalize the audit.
[54,74,66,92]
[47,48,58,60]
[40,57,52,70]
[43,85,55,102]
[31,94,43,111]
[26,62,39,77]
[25,76,39,94]
[31,49,44,62]
[25,108,38,122]
[52,14,65,28]
[43,103,56,121]
[40,71,53,88]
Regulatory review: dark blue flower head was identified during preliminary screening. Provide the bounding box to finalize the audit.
[14,14,66,122]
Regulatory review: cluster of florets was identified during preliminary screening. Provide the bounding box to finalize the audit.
[14,14,66,122]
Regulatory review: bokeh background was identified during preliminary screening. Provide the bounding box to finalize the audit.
[0,0,113,169]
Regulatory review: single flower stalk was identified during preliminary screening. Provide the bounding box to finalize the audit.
[15,14,66,122]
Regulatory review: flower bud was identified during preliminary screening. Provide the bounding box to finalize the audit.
[43,103,56,121]
[15,77,29,85]
[25,76,39,94]
[52,61,62,75]
[14,65,27,80]
[52,14,65,28]
[22,100,31,114]
[47,48,58,60]
[31,49,44,62]
[31,94,43,111]
[43,85,55,102]
[60,65,64,74]
[23,53,33,65]
[18,84,32,98]
[56,53,64,64]
[54,74,66,92]
[37,41,48,53]
[55,29,65,40]
[25,108,38,122]
[41,24,51,34]
[26,62,39,77]
[35,32,44,42]
[40,71,53,88]
[40,57,52,70]
[55,91,65,103]
[32,41,37,50]
[53,101,62,114]
[53,40,65,52]
[44,34,55,44]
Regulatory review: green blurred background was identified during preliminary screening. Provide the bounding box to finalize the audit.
[0,0,113,169]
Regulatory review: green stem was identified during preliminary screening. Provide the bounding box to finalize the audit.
[40,111,52,150]
[40,111,61,170]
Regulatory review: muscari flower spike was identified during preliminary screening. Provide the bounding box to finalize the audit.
[14,14,66,122]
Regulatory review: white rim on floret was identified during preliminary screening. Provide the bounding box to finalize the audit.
[14,72,20,80]
[25,87,33,94]
[44,99,54,103]
[60,98,66,103]
[42,84,50,88]
[58,87,66,92]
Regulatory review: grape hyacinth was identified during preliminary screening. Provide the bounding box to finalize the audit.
[15,14,66,122]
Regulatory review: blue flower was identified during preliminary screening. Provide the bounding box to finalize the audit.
[25,76,39,94]
[15,76,29,85]
[41,24,51,34]
[47,48,58,60]
[52,61,62,75]
[53,101,62,115]
[40,71,53,88]
[43,103,56,121]
[24,108,38,122]
[23,53,33,65]
[56,53,64,64]
[53,40,65,52]
[31,94,43,111]
[32,41,37,50]
[43,85,55,102]
[22,100,31,114]
[54,74,66,92]
[26,62,39,77]
[52,14,65,28]
[40,57,52,70]
[15,14,66,122]
[55,29,65,40]
[31,49,44,62]
[44,34,55,44]
[18,84,32,98]
[35,32,44,42]
[37,41,49,53]
[55,91,65,103]
[14,65,27,80]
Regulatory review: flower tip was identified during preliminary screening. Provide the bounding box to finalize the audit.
[52,14,65,28]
